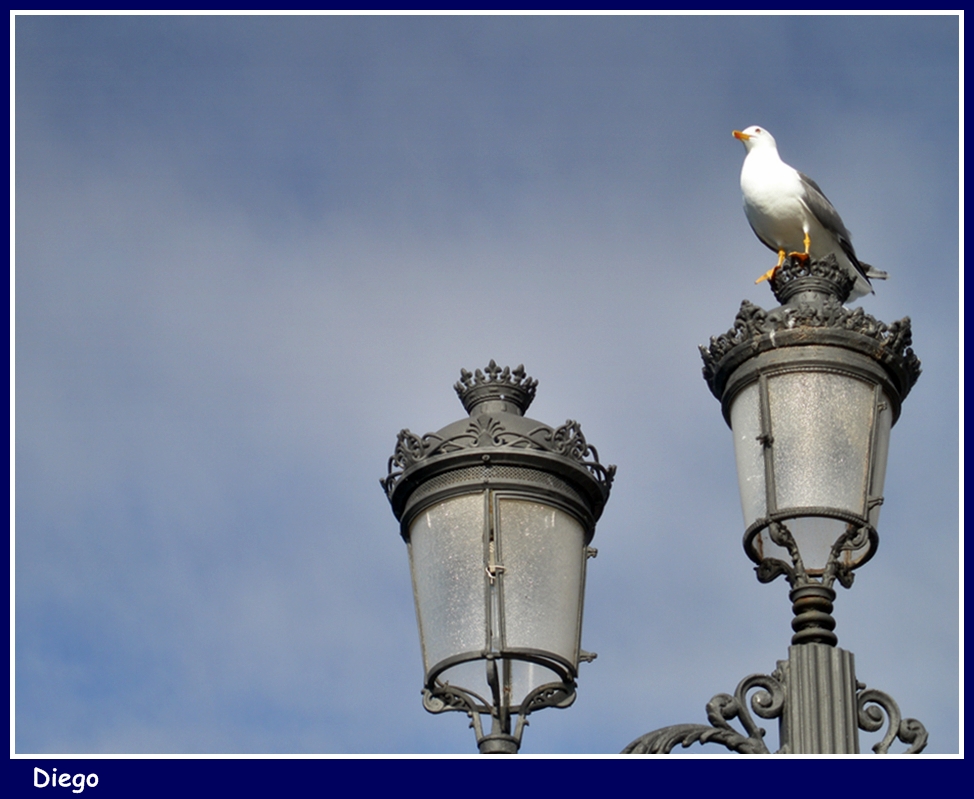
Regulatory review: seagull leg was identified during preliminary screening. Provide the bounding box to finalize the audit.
[788,232,811,262]
[755,249,786,284]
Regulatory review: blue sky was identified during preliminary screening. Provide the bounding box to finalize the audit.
[14,13,960,755]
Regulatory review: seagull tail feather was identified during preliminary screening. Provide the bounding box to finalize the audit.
[862,262,888,280]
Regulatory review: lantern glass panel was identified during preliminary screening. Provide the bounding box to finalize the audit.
[409,493,486,674]
[730,381,766,528]
[768,371,874,516]
[497,498,586,667]
[731,369,889,573]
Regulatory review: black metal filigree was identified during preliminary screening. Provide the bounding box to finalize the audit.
[750,519,870,592]
[423,677,576,754]
[382,362,616,504]
[381,416,616,499]
[624,667,928,755]
[522,683,575,713]
[700,256,921,398]
[423,684,491,748]
[622,672,785,754]
[423,683,488,715]
[755,558,795,585]
[857,687,929,754]
[769,253,857,304]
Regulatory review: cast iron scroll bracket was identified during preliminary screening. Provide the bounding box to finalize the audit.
[423,676,576,754]
[858,686,929,754]
[622,672,785,754]
[621,671,929,754]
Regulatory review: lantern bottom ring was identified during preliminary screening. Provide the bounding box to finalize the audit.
[424,647,577,710]
[422,649,579,754]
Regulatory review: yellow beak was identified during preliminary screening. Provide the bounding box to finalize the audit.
[733,130,750,141]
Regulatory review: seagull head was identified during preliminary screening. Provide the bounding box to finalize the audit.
[732,125,777,154]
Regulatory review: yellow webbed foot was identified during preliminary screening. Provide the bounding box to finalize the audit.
[756,250,785,284]
[787,233,811,261]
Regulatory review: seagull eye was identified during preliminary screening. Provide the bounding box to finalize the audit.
[755,128,762,133]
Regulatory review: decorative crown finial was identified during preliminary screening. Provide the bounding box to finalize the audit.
[769,254,857,306]
[454,360,538,416]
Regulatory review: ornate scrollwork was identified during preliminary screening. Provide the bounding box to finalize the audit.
[621,722,764,755]
[423,675,577,754]
[423,683,487,715]
[699,300,769,384]
[748,518,874,592]
[423,684,491,747]
[750,520,807,588]
[624,668,928,755]
[549,420,590,460]
[821,523,871,590]
[769,252,857,302]
[381,416,616,499]
[381,362,616,502]
[768,520,806,585]
[755,557,795,586]
[380,428,440,498]
[522,682,576,713]
[700,257,921,397]
[622,672,785,754]
[857,687,928,754]
[530,420,617,492]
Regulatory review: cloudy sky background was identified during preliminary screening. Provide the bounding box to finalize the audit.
[14,14,959,755]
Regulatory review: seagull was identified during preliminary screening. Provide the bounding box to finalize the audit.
[732,125,886,301]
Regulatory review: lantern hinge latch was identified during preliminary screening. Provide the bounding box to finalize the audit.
[486,540,505,583]
[485,563,505,583]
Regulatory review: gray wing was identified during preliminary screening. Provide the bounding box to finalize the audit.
[798,171,870,281]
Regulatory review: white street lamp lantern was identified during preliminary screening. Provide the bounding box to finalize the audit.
[381,362,614,754]
[624,256,926,755]
[701,257,921,646]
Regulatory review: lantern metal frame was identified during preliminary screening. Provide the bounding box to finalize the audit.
[381,361,614,753]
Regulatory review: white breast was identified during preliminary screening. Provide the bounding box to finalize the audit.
[740,150,809,253]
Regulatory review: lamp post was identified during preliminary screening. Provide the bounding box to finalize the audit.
[623,256,926,754]
[381,361,614,753]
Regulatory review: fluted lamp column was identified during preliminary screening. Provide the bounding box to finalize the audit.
[381,362,614,754]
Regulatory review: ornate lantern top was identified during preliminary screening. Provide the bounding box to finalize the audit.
[700,255,921,424]
[381,360,615,532]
